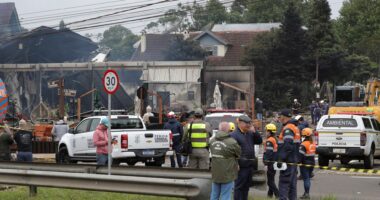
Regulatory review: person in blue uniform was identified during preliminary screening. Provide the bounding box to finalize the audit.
[230,115,263,200]
[276,109,300,200]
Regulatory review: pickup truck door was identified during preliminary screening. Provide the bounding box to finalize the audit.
[73,118,92,156]
[84,118,100,156]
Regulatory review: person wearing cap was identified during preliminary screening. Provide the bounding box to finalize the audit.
[14,119,33,162]
[209,122,241,200]
[164,111,183,168]
[51,119,69,142]
[230,115,263,200]
[228,122,235,132]
[263,123,279,199]
[298,128,316,200]
[0,121,14,161]
[277,109,300,200]
[93,117,112,166]
[182,108,211,169]
[292,99,301,115]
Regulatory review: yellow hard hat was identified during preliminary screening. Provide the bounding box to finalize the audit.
[302,128,313,137]
[265,123,277,132]
[229,122,235,132]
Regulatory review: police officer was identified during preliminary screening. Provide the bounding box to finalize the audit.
[277,109,300,200]
[231,115,263,200]
[299,128,316,200]
[164,111,183,168]
[264,123,279,199]
[183,108,211,169]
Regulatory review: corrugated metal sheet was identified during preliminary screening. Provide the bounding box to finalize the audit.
[212,23,281,32]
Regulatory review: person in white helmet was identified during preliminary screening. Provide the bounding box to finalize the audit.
[292,99,301,115]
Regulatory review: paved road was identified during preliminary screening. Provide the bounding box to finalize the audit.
[251,156,380,200]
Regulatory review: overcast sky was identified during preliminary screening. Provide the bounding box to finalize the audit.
[1,0,346,36]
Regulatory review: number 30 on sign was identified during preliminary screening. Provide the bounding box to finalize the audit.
[103,69,120,94]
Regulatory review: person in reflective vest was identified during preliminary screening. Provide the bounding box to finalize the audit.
[164,111,183,168]
[276,109,299,200]
[183,108,211,169]
[263,123,279,199]
[299,128,316,200]
[230,115,263,200]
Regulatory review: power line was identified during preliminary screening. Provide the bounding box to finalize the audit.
[1,0,233,40]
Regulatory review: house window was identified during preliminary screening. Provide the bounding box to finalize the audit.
[204,46,218,56]
[188,91,195,100]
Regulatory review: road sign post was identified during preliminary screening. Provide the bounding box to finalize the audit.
[103,69,120,175]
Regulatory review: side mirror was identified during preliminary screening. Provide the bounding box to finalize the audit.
[69,128,75,134]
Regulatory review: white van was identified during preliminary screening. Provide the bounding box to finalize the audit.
[316,114,380,169]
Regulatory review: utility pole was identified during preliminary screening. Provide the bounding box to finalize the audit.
[250,65,255,120]
[59,78,65,119]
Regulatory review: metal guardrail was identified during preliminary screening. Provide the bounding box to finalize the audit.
[0,161,211,179]
[0,161,211,200]
[0,168,210,199]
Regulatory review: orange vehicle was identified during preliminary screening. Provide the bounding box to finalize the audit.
[328,78,380,119]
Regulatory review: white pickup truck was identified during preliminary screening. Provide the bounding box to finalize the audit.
[316,114,380,169]
[56,115,173,166]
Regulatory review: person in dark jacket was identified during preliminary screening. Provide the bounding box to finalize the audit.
[255,98,263,120]
[299,128,316,200]
[14,119,33,162]
[277,109,300,200]
[230,115,263,200]
[295,115,309,132]
[263,123,279,199]
[308,101,317,125]
[0,121,13,161]
[164,111,183,168]
[209,122,241,200]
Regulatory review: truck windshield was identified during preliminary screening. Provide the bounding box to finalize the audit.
[111,118,143,129]
[205,116,239,130]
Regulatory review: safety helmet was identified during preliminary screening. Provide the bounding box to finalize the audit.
[265,123,277,132]
[167,111,175,118]
[302,128,313,137]
[229,122,235,132]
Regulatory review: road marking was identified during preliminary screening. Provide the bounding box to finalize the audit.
[350,176,380,179]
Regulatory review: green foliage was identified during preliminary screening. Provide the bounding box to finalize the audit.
[164,35,206,61]
[0,186,181,200]
[336,0,380,61]
[100,25,139,61]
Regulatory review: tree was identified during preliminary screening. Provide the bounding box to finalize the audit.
[164,35,206,61]
[100,25,139,61]
[59,20,66,30]
[336,0,380,55]
[307,0,346,84]
[193,0,228,30]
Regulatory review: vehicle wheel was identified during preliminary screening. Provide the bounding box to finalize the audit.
[364,150,374,169]
[57,146,74,164]
[318,155,329,167]
[126,160,137,166]
[340,158,350,165]
[112,159,121,166]
[253,157,258,171]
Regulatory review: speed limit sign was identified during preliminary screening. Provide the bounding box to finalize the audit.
[103,69,120,94]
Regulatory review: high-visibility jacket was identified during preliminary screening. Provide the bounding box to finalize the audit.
[187,123,208,148]
[299,140,316,165]
[263,136,278,165]
[277,121,300,163]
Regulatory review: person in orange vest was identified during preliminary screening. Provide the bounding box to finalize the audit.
[276,109,300,200]
[298,128,316,200]
[263,123,279,199]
